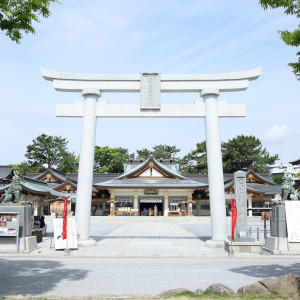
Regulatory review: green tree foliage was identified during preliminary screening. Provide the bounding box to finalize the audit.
[57,151,79,173]
[94,146,129,173]
[12,161,45,176]
[259,0,300,80]
[136,148,150,160]
[271,173,285,185]
[152,144,180,160]
[222,135,279,173]
[180,141,208,174]
[180,135,278,174]
[25,134,78,172]
[0,0,60,43]
[136,145,180,160]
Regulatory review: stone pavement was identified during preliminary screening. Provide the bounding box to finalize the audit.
[77,221,227,257]
[16,216,270,258]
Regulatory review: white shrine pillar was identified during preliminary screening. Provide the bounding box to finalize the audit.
[201,88,228,247]
[134,190,139,211]
[248,194,253,217]
[164,190,169,216]
[75,88,101,246]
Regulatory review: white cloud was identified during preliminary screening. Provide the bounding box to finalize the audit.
[264,125,295,143]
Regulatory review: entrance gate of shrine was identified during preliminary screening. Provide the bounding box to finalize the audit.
[41,67,261,247]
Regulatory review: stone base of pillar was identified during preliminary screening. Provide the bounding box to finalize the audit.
[77,238,96,247]
[264,238,300,255]
[264,236,288,252]
[225,240,262,255]
[204,240,225,248]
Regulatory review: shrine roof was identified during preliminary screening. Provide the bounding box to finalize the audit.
[246,183,281,195]
[290,158,300,165]
[95,156,207,189]
[53,179,77,189]
[246,170,276,185]
[21,176,66,197]
[44,172,119,185]
[95,177,207,189]
[33,168,77,184]
[0,176,66,198]
[183,174,234,185]
[0,166,14,181]
[115,156,186,180]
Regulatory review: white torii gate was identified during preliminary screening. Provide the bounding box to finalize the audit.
[41,67,261,247]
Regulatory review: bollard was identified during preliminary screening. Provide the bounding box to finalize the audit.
[264,211,267,240]
[64,248,70,256]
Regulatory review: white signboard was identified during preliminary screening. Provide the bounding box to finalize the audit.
[285,201,300,242]
[0,228,7,235]
[53,218,78,250]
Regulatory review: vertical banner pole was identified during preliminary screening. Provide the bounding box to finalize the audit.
[231,198,237,241]
[62,197,68,240]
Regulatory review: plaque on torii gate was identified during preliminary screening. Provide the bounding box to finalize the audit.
[41,67,261,247]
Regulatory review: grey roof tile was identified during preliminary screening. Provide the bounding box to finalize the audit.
[96,176,206,189]
[0,176,66,198]
[0,166,13,180]
[116,157,186,180]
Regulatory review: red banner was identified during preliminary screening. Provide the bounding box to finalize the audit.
[62,197,68,240]
[231,198,237,241]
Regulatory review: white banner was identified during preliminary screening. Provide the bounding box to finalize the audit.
[285,201,300,242]
[53,218,78,250]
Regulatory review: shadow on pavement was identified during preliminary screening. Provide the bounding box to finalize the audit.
[230,263,300,278]
[196,236,211,242]
[179,224,211,242]
[0,258,88,296]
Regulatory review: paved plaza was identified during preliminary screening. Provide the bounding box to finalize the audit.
[1,216,300,297]
[22,215,271,257]
[1,256,300,297]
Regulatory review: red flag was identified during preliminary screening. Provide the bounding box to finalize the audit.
[62,197,68,240]
[231,198,237,241]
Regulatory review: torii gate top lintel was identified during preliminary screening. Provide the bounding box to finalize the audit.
[41,67,261,82]
[41,67,261,118]
[40,67,262,93]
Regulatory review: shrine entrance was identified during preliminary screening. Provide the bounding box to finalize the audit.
[139,199,163,216]
[41,67,261,247]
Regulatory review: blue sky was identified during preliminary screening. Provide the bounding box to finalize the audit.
[0,0,299,165]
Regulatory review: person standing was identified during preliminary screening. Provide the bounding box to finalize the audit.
[40,215,45,228]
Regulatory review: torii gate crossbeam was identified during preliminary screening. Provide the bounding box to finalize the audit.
[41,67,261,248]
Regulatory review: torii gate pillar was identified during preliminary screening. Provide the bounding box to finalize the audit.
[41,67,261,248]
[201,88,227,246]
[75,89,101,246]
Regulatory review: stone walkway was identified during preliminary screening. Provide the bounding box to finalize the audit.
[10,216,269,257]
[76,221,227,257]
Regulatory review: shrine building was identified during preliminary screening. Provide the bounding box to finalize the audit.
[20,155,282,217]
